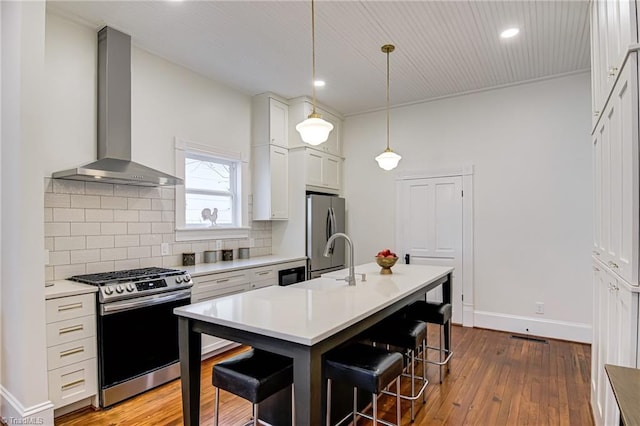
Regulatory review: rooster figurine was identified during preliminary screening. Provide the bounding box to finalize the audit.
[201,207,218,226]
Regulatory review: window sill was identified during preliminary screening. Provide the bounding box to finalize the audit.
[175,226,251,242]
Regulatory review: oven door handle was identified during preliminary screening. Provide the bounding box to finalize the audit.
[100,290,191,315]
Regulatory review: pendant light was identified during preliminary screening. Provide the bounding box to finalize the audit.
[295,0,334,145]
[375,44,402,171]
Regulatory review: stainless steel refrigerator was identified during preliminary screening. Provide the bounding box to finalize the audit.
[306,194,346,279]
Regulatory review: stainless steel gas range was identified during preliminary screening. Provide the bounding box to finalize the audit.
[69,267,193,407]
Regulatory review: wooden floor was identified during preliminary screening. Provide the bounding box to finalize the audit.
[55,326,593,425]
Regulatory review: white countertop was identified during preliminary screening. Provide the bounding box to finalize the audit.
[181,255,307,277]
[45,280,98,300]
[174,263,453,345]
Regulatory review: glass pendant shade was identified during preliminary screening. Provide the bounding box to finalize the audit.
[375,148,402,171]
[296,115,334,145]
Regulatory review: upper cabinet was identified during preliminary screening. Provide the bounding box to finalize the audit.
[252,93,289,148]
[288,97,343,157]
[590,0,638,128]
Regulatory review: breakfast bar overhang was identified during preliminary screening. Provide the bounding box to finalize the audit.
[174,263,454,425]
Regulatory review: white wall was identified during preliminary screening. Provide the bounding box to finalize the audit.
[343,73,592,338]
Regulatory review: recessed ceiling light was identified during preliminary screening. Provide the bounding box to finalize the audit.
[314,80,326,87]
[500,28,520,39]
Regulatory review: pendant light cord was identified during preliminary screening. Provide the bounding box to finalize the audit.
[311,0,317,115]
[386,47,390,150]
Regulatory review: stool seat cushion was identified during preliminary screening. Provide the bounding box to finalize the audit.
[406,301,452,324]
[212,349,293,404]
[367,318,427,350]
[325,343,403,394]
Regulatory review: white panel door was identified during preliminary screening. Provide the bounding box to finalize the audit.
[398,176,463,324]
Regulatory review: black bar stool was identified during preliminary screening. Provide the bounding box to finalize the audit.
[405,301,453,383]
[212,348,294,426]
[325,343,404,426]
[366,317,428,421]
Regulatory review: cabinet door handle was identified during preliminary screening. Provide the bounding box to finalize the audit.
[61,379,85,390]
[58,302,83,312]
[257,271,270,276]
[609,67,619,77]
[608,261,619,269]
[59,324,83,335]
[594,111,600,117]
[217,278,229,283]
[60,346,85,358]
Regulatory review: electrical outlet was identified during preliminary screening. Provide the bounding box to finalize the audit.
[249,238,255,247]
[215,240,223,250]
[535,302,544,314]
[161,243,170,256]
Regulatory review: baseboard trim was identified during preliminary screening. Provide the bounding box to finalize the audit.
[474,310,591,343]
[0,385,54,426]
[462,304,474,327]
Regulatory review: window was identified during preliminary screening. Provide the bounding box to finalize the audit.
[175,139,249,241]
[185,153,237,227]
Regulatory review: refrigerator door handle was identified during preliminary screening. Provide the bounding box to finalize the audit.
[329,207,337,253]
[326,208,333,254]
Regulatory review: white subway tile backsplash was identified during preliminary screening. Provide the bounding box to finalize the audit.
[140,257,163,268]
[115,259,141,270]
[101,196,128,209]
[101,223,127,235]
[128,197,152,210]
[139,210,161,222]
[152,199,174,211]
[128,246,151,259]
[54,264,86,280]
[54,236,86,251]
[85,182,114,196]
[70,249,101,264]
[71,195,100,209]
[71,223,101,236]
[86,261,115,274]
[161,188,175,200]
[86,209,114,222]
[49,251,70,266]
[45,193,71,208]
[128,222,151,234]
[101,247,128,261]
[52,180,85,195]
[114,210,139,222]
[45,223,70,237]
[140,234,162,246]
[152,222,172,234]
[139,187,162,199]
[114,185,139,198]
[115,235,140,248]
[87,235,115,249]
[53,208,85,222]
[44,180,273,273]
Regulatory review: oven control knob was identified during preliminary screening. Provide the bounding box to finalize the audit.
[175,276,183,284]
[104,287,114,295]
[184,274,191,283]
[126,284,135,292]
[115,285,124,294]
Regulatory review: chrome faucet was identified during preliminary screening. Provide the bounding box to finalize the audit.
[323,232,356,286]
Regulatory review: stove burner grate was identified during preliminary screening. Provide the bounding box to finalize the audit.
[69,267,185,286]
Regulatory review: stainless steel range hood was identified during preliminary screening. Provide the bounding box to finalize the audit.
[53,27,183,187]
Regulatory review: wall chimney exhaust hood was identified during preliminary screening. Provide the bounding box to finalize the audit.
[52,27,183,187]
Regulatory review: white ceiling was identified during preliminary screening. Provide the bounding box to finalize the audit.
[47,0,591,116]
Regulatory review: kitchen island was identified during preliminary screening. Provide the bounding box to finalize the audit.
[174,262,453,425]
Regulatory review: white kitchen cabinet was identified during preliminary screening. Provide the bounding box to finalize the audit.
[592,53,639,286]
[46,293,98,411]
[591,259,640,426]
[304,149,342,192]
[590,0,637,129]
[288,97,343,157]
[252,144,289,220]
[252,94,289,148]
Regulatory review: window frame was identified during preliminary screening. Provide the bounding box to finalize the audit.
[175,138,250,241]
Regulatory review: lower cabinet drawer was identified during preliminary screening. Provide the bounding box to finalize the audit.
[46,293,95,323]
[46,316,96,347]
[47,337,96,371]
[48,358,97,408]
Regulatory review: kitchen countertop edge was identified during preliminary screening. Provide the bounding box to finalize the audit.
[181,255,307,277]
[45,280,99,300]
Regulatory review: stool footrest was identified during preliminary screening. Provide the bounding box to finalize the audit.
[381,377,428,402]
[422,347,454,366]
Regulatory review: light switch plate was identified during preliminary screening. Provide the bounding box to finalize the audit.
[161,243,170,256]
[216,240,223,250]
